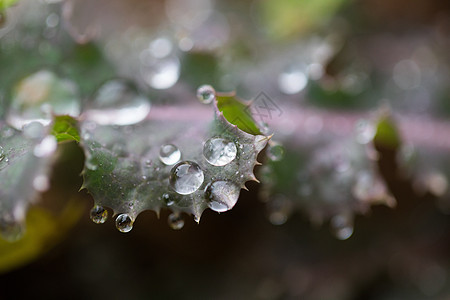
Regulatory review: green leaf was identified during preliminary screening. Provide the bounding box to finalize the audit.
[80,97,268,228]
[51,115,80,143]
[0,0,19,11]
[216,92,262,135]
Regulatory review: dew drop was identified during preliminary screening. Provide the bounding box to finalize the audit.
[196,85,216,104]
[267,143,284,162]
[205,180,240,212]
[278,66,308,94]
[140,55,180,90]
[6,70,80,130]
[203,137,237,166]
[330,214,354,240]
[90,205,108,224]
[84,80,151,126]
[33,135,57,157]
[169,161,204,195]
[168,212,184,230]
[159,144,181,165]
[115,214,133,233]
[162,193,174,206]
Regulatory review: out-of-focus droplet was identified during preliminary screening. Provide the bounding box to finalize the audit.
[7,70,80,130]
[204,180,240,212]
[307,63,324,80]
[140,55,180,90]
[46,13,59,28]
[32,175,50,192]
[23,122,46,140]
[83,80,151,126]
[169,161,204,195]
[330,214,354,240]
[355,119,375,144]
[33,136,57,157]
[159,144,181,165]
[267,142,284,162]
[168,212,184,230]
[425,172,448,197]
[393,59,421,90]
[115,214,133,233]
[278,66,308,94]
[267,196,292,225]
[196,85,216,104]
[90,205,108,224]
[203,137,237,166]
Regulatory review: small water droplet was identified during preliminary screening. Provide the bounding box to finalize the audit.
[168,212,184,230]
[278,66,308,94]
[159,144,181,165]
[33,135,57,157]
[330,214,354,240]
[90,205,108,224]
[162,193,174,206]
[84,80,151,126]
[267,143,284,162]
[205,180,240,212]
[196,85,215,104]
[169,161,204,195]
[115,214,133,233]
[203,137,237,166]
[267,196,292,225]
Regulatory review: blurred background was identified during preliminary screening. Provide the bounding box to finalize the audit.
[1,0,450,299]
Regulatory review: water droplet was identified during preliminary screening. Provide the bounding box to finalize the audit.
[159,144,181,165]
[84,80,151,126]
[140,55,180,90]
[148,37,173,59]
[6,70,80,130]
[355,120,375,144]
[205,180,240,212]
[278,66,308,94]
[330,214,354,240]
[168,212,184,230]
[90,205,108,224]
[203,137,237,166]
[115,214,133,233]
[33,136,57,157]
[170,161,204,195]
[23,122,46,140]
[267,143,284,161]
[46,13,59,28]
[267,196,292,225]
[196,85,215,104]
[32,175,50,192]
[162,193,174,206]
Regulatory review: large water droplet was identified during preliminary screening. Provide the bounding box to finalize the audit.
[330,214,354,240]
[159,144,181,165]
[115,214,133,233]
[90,205,108,224]
[203,137,237,166]
[168,212,184,230]
[84,80,151,126]
[169,161,204,195]
[6,70,80,130]
[196,85,215,104]
[140,55,180,90]
[267,142,284,162]
[205,180,240,212]
[33,135,57,157]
